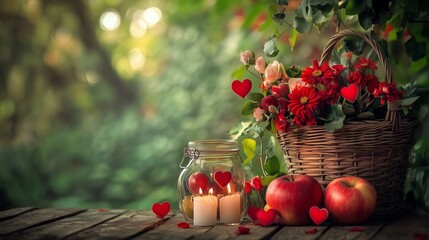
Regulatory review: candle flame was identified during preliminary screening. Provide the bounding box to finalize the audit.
[199,188,203,195]
[209,188,213,195]
[227,183,231,194]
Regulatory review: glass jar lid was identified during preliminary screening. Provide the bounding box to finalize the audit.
[187,139,239,156]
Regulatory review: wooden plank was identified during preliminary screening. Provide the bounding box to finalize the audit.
[133,214,212,240]
[0,207,37,222]
[4,209,127,240]
[196,222,280,240]
[372,213,429,240]
[0,208,84,235]
[319,225,383,240]
[271,226,330,240]
[67,210,170,240]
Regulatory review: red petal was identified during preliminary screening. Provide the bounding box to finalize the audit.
[348,227,366,232]
[177,222,190,229]
[305,228,318,234]
[97,208,107,213]
[237,226,250,234]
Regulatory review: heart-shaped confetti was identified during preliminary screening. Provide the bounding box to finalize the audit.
[247,206,260,221]
[309,206,329,226]
[177,222,190,229]
[340,83,359,103]
[236,226,250,235]
[231,79,252,98]
[214,171,232,188]
[256,209,277,227]
[151,201,170,218]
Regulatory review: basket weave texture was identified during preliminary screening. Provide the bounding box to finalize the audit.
[277,29,418,217]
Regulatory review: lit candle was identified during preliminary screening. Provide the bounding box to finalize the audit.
[193,188,218,226]
[219,184,241,224]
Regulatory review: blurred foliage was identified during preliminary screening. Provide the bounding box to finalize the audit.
[0,0,428,211]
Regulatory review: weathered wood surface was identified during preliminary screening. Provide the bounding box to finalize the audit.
[0,207,427,240]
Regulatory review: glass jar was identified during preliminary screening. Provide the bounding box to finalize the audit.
[177,139,246,226]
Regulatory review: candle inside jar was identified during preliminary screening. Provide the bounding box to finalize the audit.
[193,188,218,226]
[219,183,241,224]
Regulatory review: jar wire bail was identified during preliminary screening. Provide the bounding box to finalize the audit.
[179,148,200,169]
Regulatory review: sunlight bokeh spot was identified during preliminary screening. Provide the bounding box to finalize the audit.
[100,9,121,31]
[142,7,162,28]
[129,48,146,70]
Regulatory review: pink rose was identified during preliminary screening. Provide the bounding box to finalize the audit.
[264,61,285,83]
[240,50,255,65]
[253,107,265,122]
[288,78,308,92]
[255,56,266,74]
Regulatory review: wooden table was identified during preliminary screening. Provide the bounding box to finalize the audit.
[0,207,428,239]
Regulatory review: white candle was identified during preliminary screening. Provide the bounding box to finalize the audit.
[219,184,241,224]
[193,188,218,226]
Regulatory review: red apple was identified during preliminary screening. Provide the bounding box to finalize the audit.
[266,175,323,225]
[187,172,209,195]
[324,176,377,225]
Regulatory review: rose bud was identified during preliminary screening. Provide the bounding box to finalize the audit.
[240,50,255,65]
[251,176,263,191]
[253,107,265,122]
[255,56,266,74]
[268,105,279,114]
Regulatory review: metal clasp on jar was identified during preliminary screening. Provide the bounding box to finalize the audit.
[179,148,200,168]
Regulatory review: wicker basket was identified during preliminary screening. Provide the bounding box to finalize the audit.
[277,29,418,217]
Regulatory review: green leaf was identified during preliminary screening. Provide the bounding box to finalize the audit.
[344,37,365,55]
[342,105,356,116]
[228,121,253,140]
[231,65,247,79]
[263,37,280,57]
[264,136,276,157]
[241,101,258,115]
[286,66,302,77]
[264,156,281,175]
[346,0,366,15]
[405,38,427,61]
[261,174,281,186]
[242,138,256,165]
[401,96,420,106]
[324,104,345,132]
[289,29,299,51]
[357,111,375,120]
[258,19,273,32]
[247,92,264,102]
[293,16,312,33]
[358,10,373,30]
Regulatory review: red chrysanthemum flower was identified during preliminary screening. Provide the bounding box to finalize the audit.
[287,86,321,126]
[318,80,340,105]
[301,60,335,85]
[355,57,377,70]
[274,109,290,133]
[348,70,366,86]
[373,82,403,105]
[365,74,379,93]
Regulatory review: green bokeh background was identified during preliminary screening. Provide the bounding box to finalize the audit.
[1,0,428,210]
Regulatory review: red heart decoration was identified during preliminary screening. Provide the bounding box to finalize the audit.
[247,206,260,221]
[236,226,250,235]
[340,83,359,103]
[177,222,190,229]
[214,171,232,188]
[231,79,252,98]
[151,201,171,218]
[309,206,329,226]
[256,209,277,227]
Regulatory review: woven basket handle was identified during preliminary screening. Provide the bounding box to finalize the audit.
[320,29,400,131]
